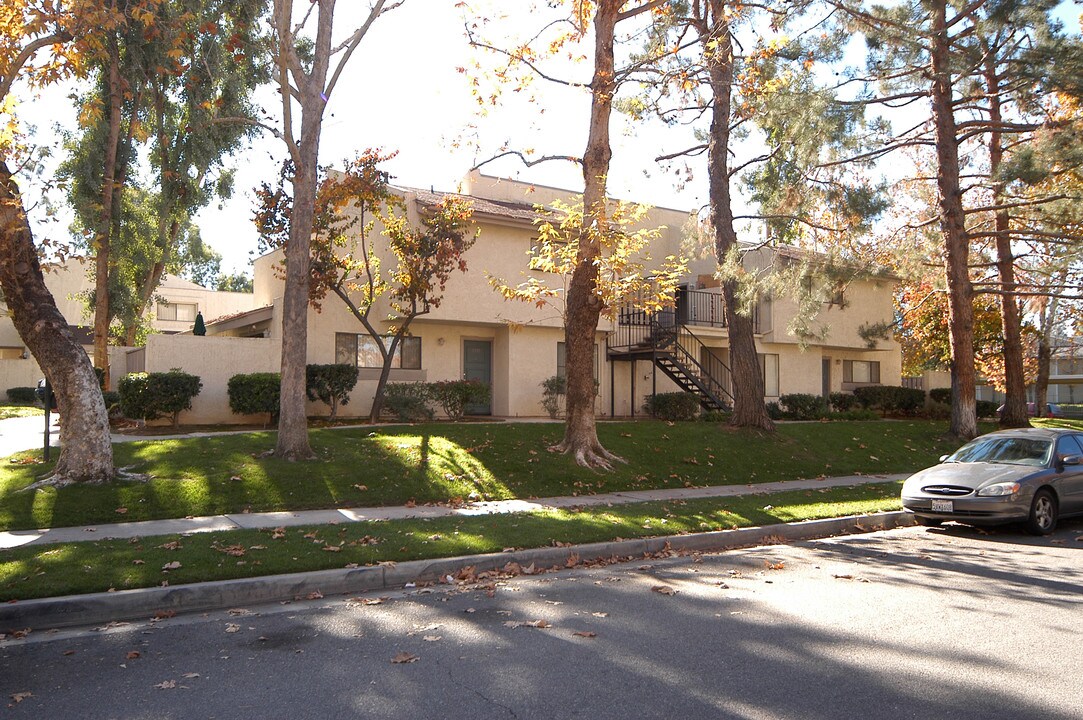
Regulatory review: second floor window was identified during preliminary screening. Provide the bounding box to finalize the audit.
[336,333,421,369]
[157,302,197,322]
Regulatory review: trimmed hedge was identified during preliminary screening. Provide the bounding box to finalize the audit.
[6,387,37,404]
[429,380,491,421]
[383,383,434,422]
[228,373,280,424]
[976,400,999,418]
[929,387,952,404]
[118,370,202,428]
[643,392,701,421]
[305,363,359,420]
[828,392,859,412]
[779,393,829,420]
[853,385,925,414]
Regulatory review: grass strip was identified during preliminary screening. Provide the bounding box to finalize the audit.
[0,481,903,602]
[0,420,970,532]
[0,407,44,420]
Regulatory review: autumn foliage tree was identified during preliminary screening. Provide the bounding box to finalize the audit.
[255,151,476,422]
[0,0,117,484]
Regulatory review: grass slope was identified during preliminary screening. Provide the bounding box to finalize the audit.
[0,421,969,532]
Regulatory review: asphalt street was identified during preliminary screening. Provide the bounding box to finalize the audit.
[2,521,1081,720]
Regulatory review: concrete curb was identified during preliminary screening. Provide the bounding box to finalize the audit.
[0,511,916,632]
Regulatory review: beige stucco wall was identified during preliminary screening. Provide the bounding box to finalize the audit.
[141,335,282,425]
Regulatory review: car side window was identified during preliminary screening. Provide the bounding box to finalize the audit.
[1056,436,1083,457]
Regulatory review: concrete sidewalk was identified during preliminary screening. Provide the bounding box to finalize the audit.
[0,472,908,549]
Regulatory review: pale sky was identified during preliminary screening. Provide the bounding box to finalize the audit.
[14,1,1082,279]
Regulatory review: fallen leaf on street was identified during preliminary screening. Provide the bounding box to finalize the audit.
[573,631,597,638]
[423,635,442,642]
[224,624,241,633]
[182,673,200,679]
[154,681,176,690]
[652,586,677,596]
[592,612,608,618]
[126,651,141,660]
[503,619,551,629]
[10,692,31,703]
[391,652,419,664]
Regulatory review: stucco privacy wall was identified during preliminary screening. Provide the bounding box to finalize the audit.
[142,335,282,425]
[0,346,132,397]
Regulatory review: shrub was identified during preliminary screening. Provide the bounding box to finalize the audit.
[643,392,701,421]
[102,391,121,414]
[306,364,359,420]
[383,383,433,422]
[429,380,491,421]
[6,387,37,404]
[118,370,202,428]
[976,400,999,418]
[701,409,732,423]
[778,393,829,420]
[228,372,280,425]
[540,375,566,419]
[929,387,952,405]
[766,401,784,420]
[853,385,925,415]
[828,392,859,412]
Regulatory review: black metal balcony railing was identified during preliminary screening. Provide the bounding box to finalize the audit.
[612,288,758,344]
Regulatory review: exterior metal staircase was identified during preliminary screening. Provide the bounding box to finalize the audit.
[608,304,734,412]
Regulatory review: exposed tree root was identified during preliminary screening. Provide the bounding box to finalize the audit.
[22,466,149,492]
[549,440,626,470]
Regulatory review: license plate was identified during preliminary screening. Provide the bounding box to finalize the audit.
[931,499,953,513]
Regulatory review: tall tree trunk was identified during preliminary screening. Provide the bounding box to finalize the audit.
[930,0,977,440]
[94,49,124,388]
[703,2,773,431]
[0,163,114,485]
[552,1,622,468]
[984,55,1028,428]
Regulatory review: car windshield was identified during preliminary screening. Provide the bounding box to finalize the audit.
[947,437,1052,467]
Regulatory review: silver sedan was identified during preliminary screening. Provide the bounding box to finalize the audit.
[901,427,1083,534]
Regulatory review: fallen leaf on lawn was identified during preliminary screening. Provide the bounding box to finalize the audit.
[158,541,182,551]
[652,586,677,596]
[573,631,597,638]
[126,651,141,660]
[230,475,242,481]
[154,681,176,690]
[115,507,128,515]
[322,545,341,552]
[353,484,368,491]
[422,635,442,642]
[10,692,31,703]
[161,561,181,571]
[271,527,286,540]
[132,559,145,565]
[391,652,419,664]
[224,624,241,633]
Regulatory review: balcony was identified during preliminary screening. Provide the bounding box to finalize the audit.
[615,288,759,332]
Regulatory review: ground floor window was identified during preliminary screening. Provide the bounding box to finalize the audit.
[759,353,779,397]
[843,359,880,384]
[557,342,599,380]
[336,333,421,369]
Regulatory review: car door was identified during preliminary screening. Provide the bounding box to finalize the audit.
[1054,435,1083,515]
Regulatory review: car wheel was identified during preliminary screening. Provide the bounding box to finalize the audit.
[915,516,943,527]
[1024,489,1058,536]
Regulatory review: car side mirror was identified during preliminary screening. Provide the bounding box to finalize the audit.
[1062,455,1082,467]
[939,455,950,463]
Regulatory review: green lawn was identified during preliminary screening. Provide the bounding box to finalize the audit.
[0,481,904,601]
[0,405,43,420]
[0,420,973,532]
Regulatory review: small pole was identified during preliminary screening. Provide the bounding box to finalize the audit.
[42,380,52,462]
